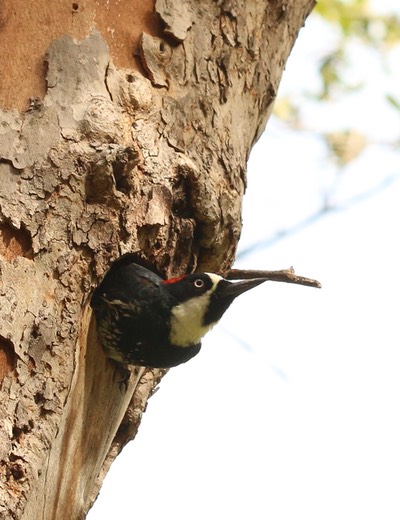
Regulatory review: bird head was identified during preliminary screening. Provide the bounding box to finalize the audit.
[162,273,267,347]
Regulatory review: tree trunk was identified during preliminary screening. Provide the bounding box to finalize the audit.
[0,1,314,518]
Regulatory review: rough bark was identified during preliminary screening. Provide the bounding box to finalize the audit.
[0,1,315,518]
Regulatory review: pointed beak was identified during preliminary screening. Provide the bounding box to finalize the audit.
[217,278,268,299]
[203,277,268,326]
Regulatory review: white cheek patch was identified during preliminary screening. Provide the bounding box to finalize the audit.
[169,273,223,347]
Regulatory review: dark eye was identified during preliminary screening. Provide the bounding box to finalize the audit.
[194,279,204,288]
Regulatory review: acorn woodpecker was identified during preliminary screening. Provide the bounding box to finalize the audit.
[91,257,268,368]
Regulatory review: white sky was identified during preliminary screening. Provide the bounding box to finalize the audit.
[89,9,400,520]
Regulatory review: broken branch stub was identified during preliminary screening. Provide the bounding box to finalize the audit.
[227,268,322,289]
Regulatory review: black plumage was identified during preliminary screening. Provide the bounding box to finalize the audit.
[91,260,203,367]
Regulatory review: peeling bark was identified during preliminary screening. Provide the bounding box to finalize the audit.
[0,1,315,518]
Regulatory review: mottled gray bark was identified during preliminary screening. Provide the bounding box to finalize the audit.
[0,1,314,518]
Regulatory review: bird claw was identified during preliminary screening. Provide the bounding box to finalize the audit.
[110,360,131,391]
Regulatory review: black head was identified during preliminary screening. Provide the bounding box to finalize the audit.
[163,272,267,326]
[162,273,217,303]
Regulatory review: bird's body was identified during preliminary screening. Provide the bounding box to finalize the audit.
[91,257,267,368]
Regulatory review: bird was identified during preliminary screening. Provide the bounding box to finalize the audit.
[91,256,268,369]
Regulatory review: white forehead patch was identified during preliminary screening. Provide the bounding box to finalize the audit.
[169,273,223,347]
[204,273,223,285]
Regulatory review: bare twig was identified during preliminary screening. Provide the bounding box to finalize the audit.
[227,267,321,288]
